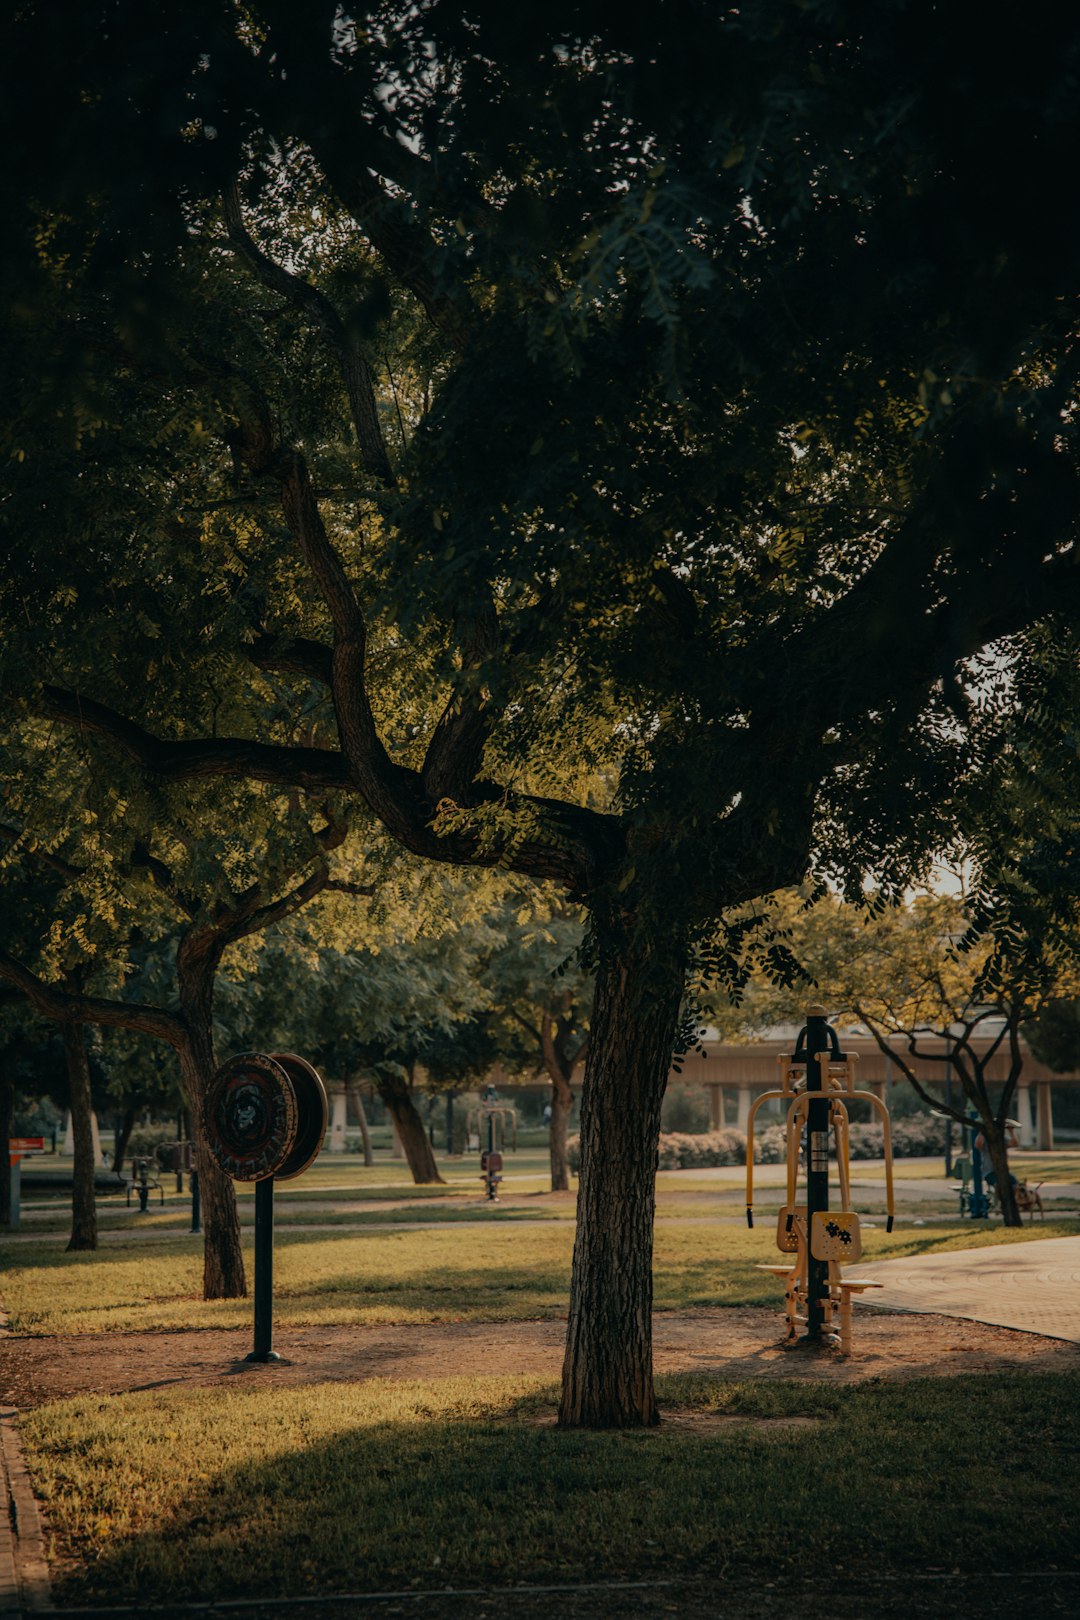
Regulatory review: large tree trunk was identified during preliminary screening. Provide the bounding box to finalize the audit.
[347,1078,374,1165]
[559,921,685,1429]
[63,1021,97,1251]
[376,1069,445,1184]
[176,936,246,1299]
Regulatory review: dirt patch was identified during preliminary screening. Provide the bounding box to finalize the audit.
[2,1305,1079,1411]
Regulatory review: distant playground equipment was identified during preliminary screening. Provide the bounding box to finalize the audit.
[203,1051,328,1362]
[6,1135,44,1230]
[467,1086,517,1202]
[745,1006,895,1354]
[125,1156,164,1212]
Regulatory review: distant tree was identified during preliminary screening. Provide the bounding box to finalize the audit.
[732,883,1080,1226]
[0,767,363,1288]
[479,907,591,1192]
[220,907,497,1183]
[1027,1002,1080,1076]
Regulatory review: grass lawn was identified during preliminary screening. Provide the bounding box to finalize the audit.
[22,1370,1079,1607]
[2,1216,1078,1337]
[873,1150,1080,1183]
[8,1155,1079,1607]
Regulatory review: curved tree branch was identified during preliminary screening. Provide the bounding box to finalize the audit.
[41,685,352,793]
[224,182,396,489]
[0,947,185,1048]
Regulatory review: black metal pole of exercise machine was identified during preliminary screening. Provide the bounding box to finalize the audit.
[804,1005,831,1341]
[486,1107,497,1200]
[246,1176,280,1362]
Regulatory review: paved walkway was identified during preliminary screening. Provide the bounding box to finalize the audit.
[854,1235,1080,1342]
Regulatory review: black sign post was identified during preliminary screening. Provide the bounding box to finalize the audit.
[792,1004,846,1343]
[203,1051,327,1365]
[249,1177,278,1362]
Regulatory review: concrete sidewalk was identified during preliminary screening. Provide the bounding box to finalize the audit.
[854,1234,1080,1342]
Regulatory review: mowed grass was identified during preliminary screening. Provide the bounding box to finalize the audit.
[3,1217,1078,1337]
[22,1371,1079,1606]
[861,1150,1080,1184]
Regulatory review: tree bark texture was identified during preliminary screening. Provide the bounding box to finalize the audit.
[62,1021,97,1252]
[558,924,685,1428]
[348,1079,374,1165]
[176,939,247,1299]
[376,1070,445,1184]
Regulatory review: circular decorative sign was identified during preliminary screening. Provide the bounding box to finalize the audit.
[204,1053,299,1182]
[269,1053,328,1182]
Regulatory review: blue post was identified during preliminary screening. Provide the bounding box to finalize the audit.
[968,1117,990,1219]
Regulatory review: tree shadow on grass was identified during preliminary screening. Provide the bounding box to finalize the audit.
[37,1373,1080,1610]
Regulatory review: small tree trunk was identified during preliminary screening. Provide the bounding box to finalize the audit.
[559,918,685,1429]
[0,1042,15,1226]
[348,1079,374,1166]
[540,1013,576,1193]
[549,1074,573,1192]
[63,1021,97,1252]
[376,1071,445,1184]
[983,1122,1021,1227]
[111,1101,140,1180]
[177,934,246,1299]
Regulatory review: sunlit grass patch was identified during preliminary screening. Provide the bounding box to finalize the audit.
[22,1372,1079,1606]
[3,1216,1077,1338]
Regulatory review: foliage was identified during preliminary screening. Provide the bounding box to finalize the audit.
[1027,1000,1080,1075]
[5,0,1080,1415]
[2,4,1078,952]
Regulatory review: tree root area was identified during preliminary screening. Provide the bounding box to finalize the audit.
[3,1305,1079,1410]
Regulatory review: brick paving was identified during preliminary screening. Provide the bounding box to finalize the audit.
[853,1234,1080,1341]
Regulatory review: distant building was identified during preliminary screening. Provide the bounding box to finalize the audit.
[659,1022,1072,1148]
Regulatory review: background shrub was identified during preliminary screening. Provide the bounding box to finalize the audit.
[566,1109,946,1173]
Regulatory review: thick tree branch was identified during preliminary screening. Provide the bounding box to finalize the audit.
[213,813,352,945]
[248,634,334,686]
[0,948,185,1047]
[41,686,352,793]
[853,1007,975,1129]
[224,183,396,489]
[317,161,471,350]
[421,597,501,802]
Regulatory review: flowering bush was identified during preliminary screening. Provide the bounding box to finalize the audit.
[566,1109,946,1173]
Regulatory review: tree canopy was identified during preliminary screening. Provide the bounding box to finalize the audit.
[3,1,1079,1423]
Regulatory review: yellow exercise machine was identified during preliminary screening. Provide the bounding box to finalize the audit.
[745,1005,895,1353]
